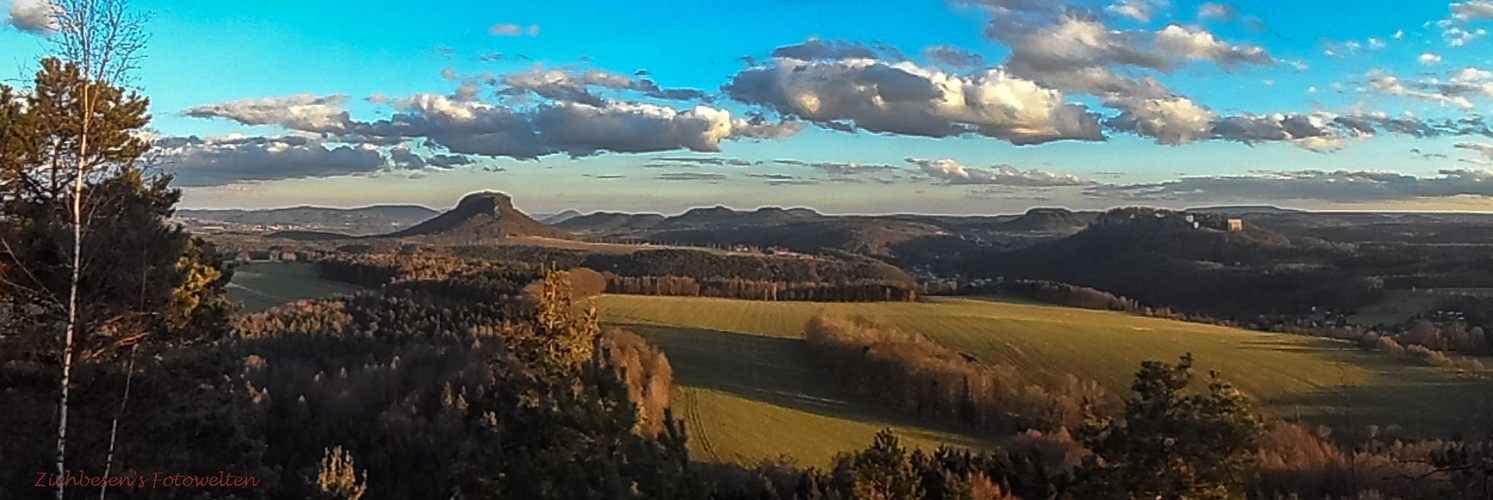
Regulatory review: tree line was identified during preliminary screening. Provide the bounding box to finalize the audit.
[607,274,920,302]
[805,312,1113,433]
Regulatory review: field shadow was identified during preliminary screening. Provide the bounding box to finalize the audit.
[1267,378,1493,442]
[610,321,989,449]
[1235,336,1493,440]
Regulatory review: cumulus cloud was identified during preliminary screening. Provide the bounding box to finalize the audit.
[155,135,389,186]
[1440,2,1493,46]
[1196,2,1236,21]
[905,157,1091,186]
[1370,75,1475,110]
[1364,67,1493,110]
[1150,25,1271,66]
[428,153,473,168]
[344,94,798,159]
[769,38,895,60]
[489,23,538,36]
[182,94,354,134]
[497,67,707,105]
[724,51,1104,145]
[1455,142,1493,158]
[1103,95,1218,144]
[923,45,986,68]
[804,161,899,176]
[6,0,59,34]
[993,17,1271,82]
[388,146,425,169]
[184,66,799,166]
[1421,51,1444,65]
[1451,0,1493,21]
[1106,0,1166,22]
[1086,169,1493,202]
[979,13,1270,146]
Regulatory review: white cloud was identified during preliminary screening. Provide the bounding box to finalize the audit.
[923,45,986,68]
[1371,75,1471,109]
[1209,112,1357,151]
[1358,67,1493,110]
[184,63,799,164]
[1107,0,1167,22]
[1451,0,1493,20]
[156,135,389,186]
[488,23,538,36]
[905,157,1091,186]
[1151,24,1271,67]
[1087,168,1493,203]
[349,93,800,159]
[1104,95,1218,145]
[1196,2,1236,21]
[6,0,58,34]
[182,94,354,134]
[725,53,1104,145]
[992,17,1271,80]
[1455,142,1493,158]
[1420,51,1444,65]
[497,67,706,105]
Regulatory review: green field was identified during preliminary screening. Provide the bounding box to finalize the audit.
[227,262,367,312]
[597,295,1493,465]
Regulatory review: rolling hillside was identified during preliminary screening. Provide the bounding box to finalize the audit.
[597,294,1493,464]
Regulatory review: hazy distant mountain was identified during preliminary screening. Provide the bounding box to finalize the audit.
[538,209,585,224]
[555,205,1091,256]
[385,191,572,241]
[999,207,1091,233]
[655,206,823,230]
[179,205,438,236]
[1183,205,1303,215]
[556,212,667,233]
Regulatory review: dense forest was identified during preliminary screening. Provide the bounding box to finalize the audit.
[313,247,923,303]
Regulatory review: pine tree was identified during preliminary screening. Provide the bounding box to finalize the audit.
[851,430,925,500]
[1074,354,1265,500]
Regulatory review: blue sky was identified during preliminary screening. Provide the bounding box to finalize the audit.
[7,0,1493,214]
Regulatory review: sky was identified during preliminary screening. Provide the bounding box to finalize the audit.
[7,0,1493,215]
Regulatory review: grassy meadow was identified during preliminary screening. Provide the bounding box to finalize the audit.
[597,294,1493,465]
[226,261,367,312]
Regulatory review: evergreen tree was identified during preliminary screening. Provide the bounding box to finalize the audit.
[850,430,924,500]
[1074,354,1264,500]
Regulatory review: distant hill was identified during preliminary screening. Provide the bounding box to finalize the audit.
[264,230,355,241]
[385,191,573,241]
[970,207,1384,317]
[999,207,1091,233]
[653,206,823,230]
[178,205,438,236]
[556,205,1082,257]
[1184,205,1304,215]
[538,209,585,224]
[557,212,668,233]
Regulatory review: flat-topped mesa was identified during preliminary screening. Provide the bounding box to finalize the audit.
[455,191,516,214]
[384,191,573,240]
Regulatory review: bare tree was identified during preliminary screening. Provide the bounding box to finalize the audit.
[44,1,148,498]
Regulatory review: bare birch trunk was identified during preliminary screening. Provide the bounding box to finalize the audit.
[56,84,89,500]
